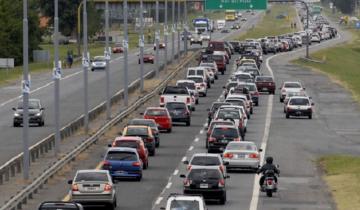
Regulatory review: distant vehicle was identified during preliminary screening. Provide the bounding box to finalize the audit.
[38,201,84,210]
[162,194,207,210]
[143,107,172,132]
[91,56,106,71]
[67,170,117,209]
[207,125,241,153]
[165,102,191,126]
[206,102,232,126]
[225,10,236,21]
[199,61,219,79]
[193,17,214,33]
[241,17,247,22]
[216,20,226,30]
[121,125,156,156]
[285,96,314,119]
[112,43,123,53]
[154,42,166,50]
[13,99,45,127]
[102,147,143,181]
[187,76,208,97]
[231,24,241,30]
[200,33,211,41]
[279,81,305,102]
[255,76,276,94]
[176,79,199,105]
[181,31,192,40]
[183,153,227,177]
[221,29,230,33]
[190,34,203,45]
[283,91,308,113]
[139,53,155,64]
[206,120,235,147]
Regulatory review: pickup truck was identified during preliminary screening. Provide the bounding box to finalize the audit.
[159,86,194,111]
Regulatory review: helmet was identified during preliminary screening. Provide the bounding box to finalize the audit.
[266,156,273,164]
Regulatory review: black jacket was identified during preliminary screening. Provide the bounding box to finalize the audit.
[257,163,280,175]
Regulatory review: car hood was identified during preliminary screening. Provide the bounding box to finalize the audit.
[15,109,41,115]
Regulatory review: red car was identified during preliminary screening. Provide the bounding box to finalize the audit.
[139,53,155,64]
[112,43,124,53]
[143,107,172,133]
[211,54,226,74]
[109,136,149,169]
[255,76,276,94]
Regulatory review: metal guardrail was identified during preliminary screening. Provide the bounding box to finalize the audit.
[0,51,197,210]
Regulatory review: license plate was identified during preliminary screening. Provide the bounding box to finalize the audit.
[262,87,268,91]
[200,184,209,189]
[296,111,302,115]
[116,171,125,174]
[221,139,228,143]
[86,187,97,191]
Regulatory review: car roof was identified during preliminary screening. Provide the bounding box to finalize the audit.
[192,153,221,158]
[146,107,167,110]
[234,72,252,76]
[177,80,196,84]
[284,81,301,84]
[213,124,237,129]
[114,136,142,141]
[189,165,223,170]
[107,147,138,153]
[125,125,149,129]
[187,75,204,79]
[77,169,109,173]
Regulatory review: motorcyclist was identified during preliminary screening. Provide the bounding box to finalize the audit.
[257,156,280,187]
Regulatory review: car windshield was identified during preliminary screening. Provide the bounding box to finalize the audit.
[256,76,273,82]
[114,141,139,149]
[177,82,195,90]
[125,127,148,136]
[145,109,167,116]
[289,98,310,105]
[227,143,257,151]
[128,119,157,128]
[188,77,203,83]
[188,169,221,180]
[191,156,220,166]
[166,103,186,110]
[212,127,238,138]
[170,200,200,210]
[239,84,256,91]
[163,86,188,94]
[217,110,240,119]
[17,100,40,109]
[106,151,137,161]
[75,172,108,182]
[209,122,234,132]
[284,83,301,88]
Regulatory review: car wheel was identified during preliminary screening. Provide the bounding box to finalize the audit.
[13,122,19,127]
[308,114,312,119]
[203,92,207,97]
[215,75,218,79]
[136,175,142,182]
[219,193,227,205]
[192,106,195,111]
[280,98,283,103]
[38,122,42,127]
[143,160,148,169]
[211,80,214,84]
[244,127,247,133]
[221,71,224,75]
[206,140,208,148]
[151,61,154,64]
[91,68,94,71]
[247,114,251,119]
[250,108,253,114]
[156,139,160,148]
[195,99,199,105]
[149,149,155,156]
[207,83,211,88]
[186,120,191,126]
[138,60,141,64]
[286,113,290,119]
[107,203,115,210]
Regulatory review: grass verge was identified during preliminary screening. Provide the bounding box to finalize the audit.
[318,155,360,210]
[234,4,299,40]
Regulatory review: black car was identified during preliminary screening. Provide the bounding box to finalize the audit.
[38,202,84,210]
[165,102,191,126]
[127,118,161,148]
[207,102,231,125]
[208,125,241,153]
[221,29,230,33]
[181,167,229,204]
[13,99,45,127]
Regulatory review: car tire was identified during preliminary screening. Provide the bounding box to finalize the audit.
[219,193,227,205]
[250,108,253,114]
[149,149,155,156]
[151,61,154,64]
[280,98,283,103]
[203,92,207,97]
[156,140,160,148]
[247,114,251,119]
[138,60,141,64]
[13,122,19,127]
[186,120,191,126]
[244,127,247,133]
[192,106,195,111]
[143,161,148,169]
[207,83,211,88]
[286,113,290,119]
[136,175,142,182]
[215,75,218,79]
[91,68,94,71]
[195,99,199,105]
[221,71,224,75]
[206,141,208,148]
[308,114,312,119]
[211,80,214,84]
[107,203,116,210]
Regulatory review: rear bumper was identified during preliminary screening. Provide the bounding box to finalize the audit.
[184,188,225,200]
[287,109,312,116]
[71,194,114,204]
[171,116,190,123]
[224,158,259,169]
[110,170,142,178]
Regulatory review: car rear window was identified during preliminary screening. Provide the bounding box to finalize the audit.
[163,86,188,94]
[209,121,234,131]
[188,77,203,83]
[217,110,240,119]
[125,127,148,136]
[18,100,40,109]
[128,119,157,128]
[75,172,108,182]
[188,169,221,180]
[289,98,310,105]
[211,103,230,112]
[284,83,301,88]
[145,109,167,116]
[227,143,256,151]
[106,151,137,161]
[191,156,221,166]
[177,82,195,90]
[166,102,186,110]
[170,200,200,210]
[114,141,139,149]
[212,127,239,138]
[225,100,245,107]
[256,77,273,82]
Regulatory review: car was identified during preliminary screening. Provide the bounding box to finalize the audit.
[237,82,260,106]
[241,17,247,21]
[223,81,239,98]
[181,31,192,40]
[154,42,166,50]
[180,166,229,204]
[165,102,191,126]
[279,81,305,102]
[231,24,241,30]
[206,120,235,147]
[311,34,321,43]
[127,118,160,147]
[210,54,227,74]
[139,53,155,64]
[109,136,149,169]
[285,96,314,119]
[187,76,208,97]
[221,29,230,33]
[200,33,211,41]
[207,102,232,125]
[143,107,172,132]
[162,194,207,210]
[190,35,203,45]
[218,105,248,132]
[225,94,252,117]
[199,61,219,79]
[187,67,211,88]
[176,80,199,104]
[38,201,84,210]
[255,76,276,94]
[283,91,308,113]
[231,72,253,83]
[207,125,242,153]
[223,141,262,172]
[12,99,45,127]
[112,43,123,53]
[213,50,229,64]
[68,170,117,209]
[102,147,143,181]
[91,56,106,71]
[183,153,227,177]
[242,68,261,79]
[121,125,156,156]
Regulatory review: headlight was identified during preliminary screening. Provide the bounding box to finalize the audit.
[14,113,20,117]
[36,112,42,116]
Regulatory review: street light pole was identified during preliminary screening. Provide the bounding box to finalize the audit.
[139,0,145,92]
[105,0,111,120]
[155,0,160,77]
[184,0,188,55]
[171,0,175,62]
[22,0,30,180]
[54,0,61,156]
[123,0,129,106]
[164,0,168,67]
[177,0,181,62]
[82,0,89,134]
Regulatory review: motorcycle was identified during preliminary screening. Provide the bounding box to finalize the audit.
[260,166,279,197]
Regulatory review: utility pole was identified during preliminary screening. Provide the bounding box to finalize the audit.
[22,0,30,180]
[155,0,160,77]
[171,0,175,62]
[164,0,168,67]
[105,0,111,120]
[54,0,61,156]
[139,0,145,92]
[184,0,188,55]
[177,0,181,62]
[123,0,129,106]
[82,0,89,134]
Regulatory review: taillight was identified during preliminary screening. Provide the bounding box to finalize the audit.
[267,179,273,185]
[160,97,164,104]
[146,137,153,142]
[248,153,259,159]
[187,165,192,171]
[218,179,225,187]
[132,161,141,167]
[208,137,216,142]
[186,97,191,104]
[104,183,112,192]
[184,179,191,187]
[102,160,110,170]
[223,153,234,159]
[72,184,79,191]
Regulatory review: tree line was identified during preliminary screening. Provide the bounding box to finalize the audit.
[321,0,358,14]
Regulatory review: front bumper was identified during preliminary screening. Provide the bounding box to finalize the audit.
[71,193,114,204]
[14,116,42,124]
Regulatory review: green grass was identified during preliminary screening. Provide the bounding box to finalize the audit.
[318,155,360,210]
[234,4,299,40]
[293,30,360,102]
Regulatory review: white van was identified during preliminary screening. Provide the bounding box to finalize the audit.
[186,67,211,88]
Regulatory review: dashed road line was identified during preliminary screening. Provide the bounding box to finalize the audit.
[188,146,194,151]
[194,137,199,142]
[173,169,179,176]
[155,197,163,205]
[165,182,172,189]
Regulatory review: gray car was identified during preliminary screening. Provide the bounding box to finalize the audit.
[12,99,45,127]
[68,170,117,209]
[91,56,106,71]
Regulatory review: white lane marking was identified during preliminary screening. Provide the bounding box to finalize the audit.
[173,169,179,176]
[188,146,194,151]
[155,197,163,205]
[181,156,187,162]
[165,182,172,189]
[203,123,207,127]
[194,137,199,142]
[199,130,204,134]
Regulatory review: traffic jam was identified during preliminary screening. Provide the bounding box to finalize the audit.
[37,9,338,210]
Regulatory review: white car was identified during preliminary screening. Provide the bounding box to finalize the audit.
[285,96,314,119]
[200,33,211,41]
[187,76,207,97]
[311,34,321,43]
[283,91,307,112]
[225,94,251,117]
[279,81,305,102]
[163,194,207,210]
[218,105,248,132]
[91,56,106,71]
[176,80,199,105]
[223,141,262,172]
[183,153,227,177]
[199,61,218,79]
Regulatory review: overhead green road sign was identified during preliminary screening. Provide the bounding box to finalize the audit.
[205,0,267,10]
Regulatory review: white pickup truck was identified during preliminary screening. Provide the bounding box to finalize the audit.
[159,86,195,111]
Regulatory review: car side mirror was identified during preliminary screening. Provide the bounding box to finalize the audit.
[67,180,73,185]
[180,174,186,178]
[183,160,189,164]
[40,107,45,111]
[223,161,229,166]
[12,107,16,111]
[258,149,263,152]
[225,175,230,179]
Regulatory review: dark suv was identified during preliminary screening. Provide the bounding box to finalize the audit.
[208,125,241,153]
[207,102,231,125]
[38,202,83,210]
[13,99,45,127]
[165,102,191,126]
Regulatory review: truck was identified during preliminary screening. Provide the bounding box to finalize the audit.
[216,20,226,30]
[193,18,214,33]
[225,10,236,21]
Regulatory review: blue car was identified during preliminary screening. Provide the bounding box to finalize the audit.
[102,147,143,181]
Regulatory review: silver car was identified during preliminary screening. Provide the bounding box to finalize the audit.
[91,56,106,71]
[68,170,117,209]
[222,141,262,172]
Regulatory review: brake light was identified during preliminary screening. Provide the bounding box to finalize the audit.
[72,184,79,191]
[184,179,191,187]
[267,179,273,185]
[248,153,259,159]
[208,137,216,142]
[132,161,141,167]
[187,165,192,171]
[104,183,112,192]
[218,179,225,187]
[102,160,110,170]
[223,153,234,159]
[160,97,164,104]
[186,97,191,104]
[146,137,153,142]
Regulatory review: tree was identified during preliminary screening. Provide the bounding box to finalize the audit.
[0,0,42,65]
